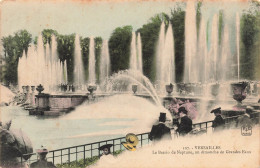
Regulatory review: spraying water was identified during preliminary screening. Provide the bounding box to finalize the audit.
[137,33,143,74]
[156,22,175,89]
[236,13,240,81]
[162,23,175,84]
[209,14,219,82]
[17,34,66,92]
[100,40,111,82]
[130,32,137,71]
[88,37,96,84]
[184,1,197,83]
[198,18,208,83]
[156,22,165,84]
[101,70,161,106]
[73,34,85,86]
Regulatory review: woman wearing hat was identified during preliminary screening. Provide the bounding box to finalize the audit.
[175,107,192,136]
[98,144,113,157]
[211,107,225,132]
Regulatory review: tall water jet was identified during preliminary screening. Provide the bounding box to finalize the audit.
[236,13,240,81]
[45,43,51,91]
[51,35,59,88]
[161,23,175,84]
[51,35,58,62]
[73,34,85,86]
[137,33,143,74]
[100,40,111,82]
[18,51,27,90]
[184,1,197,83]
[208,14,219,82]
[156,22,165,83]
[37,34,45,87]
[63,60,68,84]
[88,37,96,84]
[198,18,208,83]
[220,25,231,82]
[130,32,137,71]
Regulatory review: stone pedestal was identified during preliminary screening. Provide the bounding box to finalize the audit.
[35,94,50,111]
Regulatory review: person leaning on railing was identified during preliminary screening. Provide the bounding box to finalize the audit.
[30,147,56,168]
[211,107,225,132]
[149,112,172,142]
[174,107,193,136]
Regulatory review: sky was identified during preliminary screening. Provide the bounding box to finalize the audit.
[0,0,251,40]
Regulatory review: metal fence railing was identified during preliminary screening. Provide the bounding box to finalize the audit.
[21,111,259,167]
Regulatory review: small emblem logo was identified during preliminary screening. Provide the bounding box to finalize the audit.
[241,125,252,136]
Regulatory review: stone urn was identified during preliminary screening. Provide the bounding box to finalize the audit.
[22,86,26,93]
[211,83,220,97]
[87,85,97,94]
[25,85,30,93]
[36,84,44,95]
[31,86,35,93]
[166,83,173,95]
[132,85,138,94]
[231,81,248,104]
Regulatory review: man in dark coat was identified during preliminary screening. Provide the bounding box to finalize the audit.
[30,148,56,168]
[211,107,225,132]
[176,107,192,136]
[236,108,253,128]
[149,113,172,142]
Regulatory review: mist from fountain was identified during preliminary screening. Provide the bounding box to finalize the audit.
[184,1,197,83]
[100,40,111,83]
[74,34,85,86]
[88,37,96,84]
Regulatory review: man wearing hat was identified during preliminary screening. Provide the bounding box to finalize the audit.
[149,112,172,142]
[211,107,225,132]
[30,147,56,168]
[175,107,192,136]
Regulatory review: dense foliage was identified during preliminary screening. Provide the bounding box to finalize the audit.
[108,26,132,74]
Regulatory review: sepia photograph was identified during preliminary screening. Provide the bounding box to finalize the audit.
[0,0,259,167]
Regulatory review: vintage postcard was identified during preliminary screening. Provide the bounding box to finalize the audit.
[0,0,259,167]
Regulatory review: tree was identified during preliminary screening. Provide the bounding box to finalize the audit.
[108,26,132,73]
[1,30,32,84]
[240,8,259,80]
[42,29,58,45]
